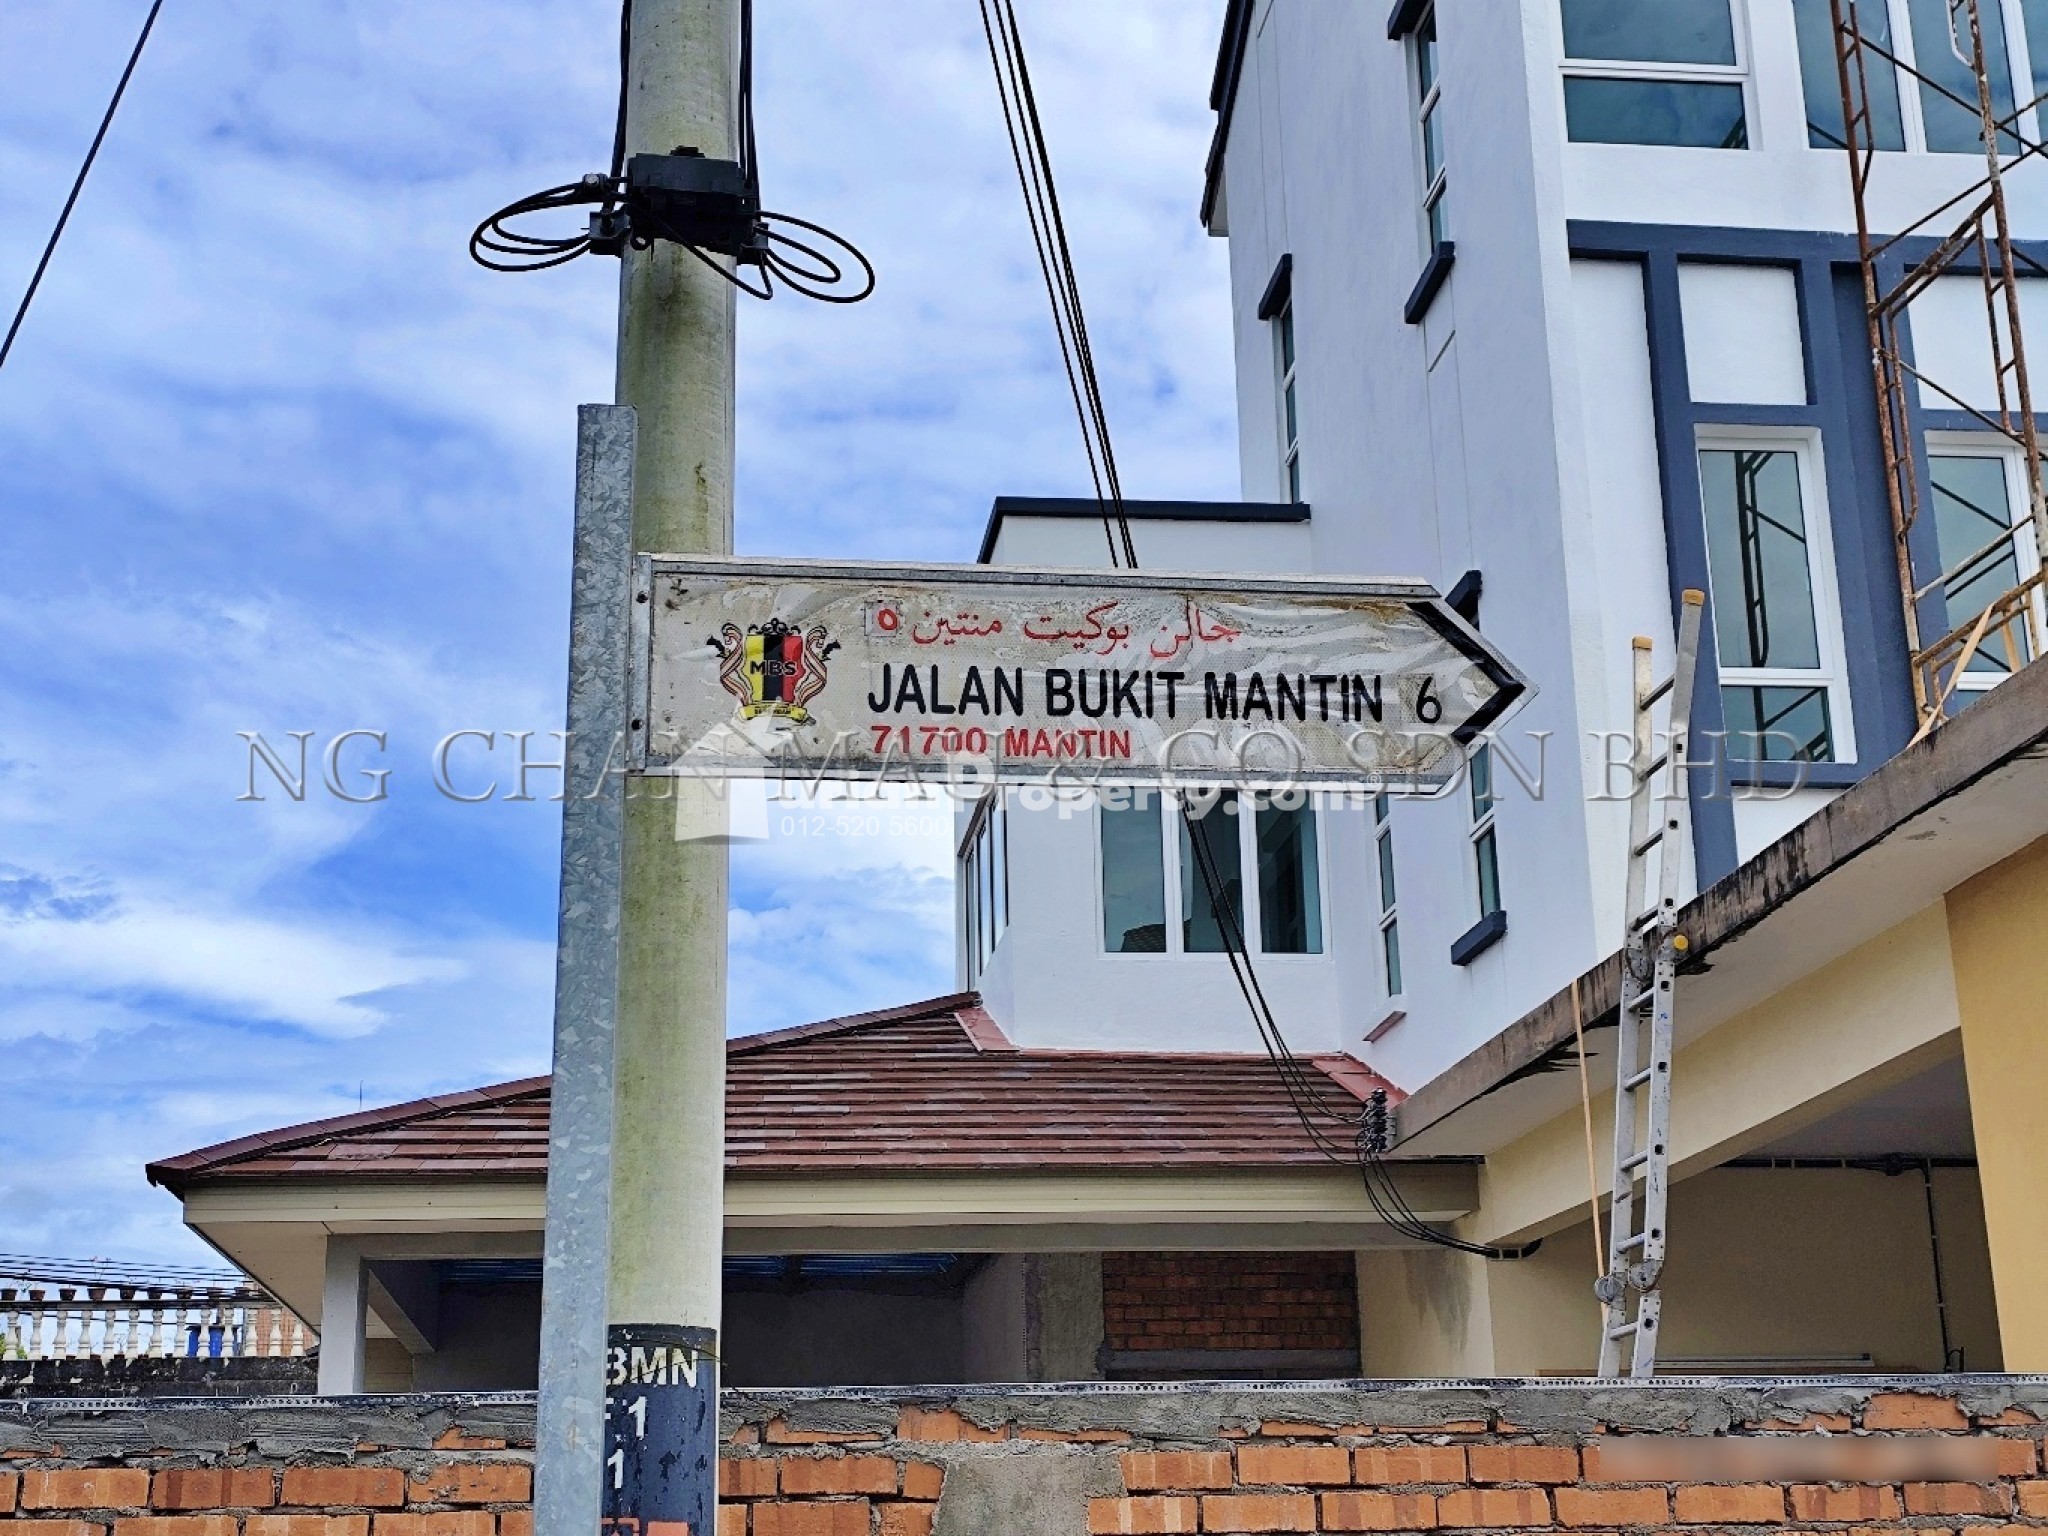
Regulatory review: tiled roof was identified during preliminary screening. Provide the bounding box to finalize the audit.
[146,994,1397,1191]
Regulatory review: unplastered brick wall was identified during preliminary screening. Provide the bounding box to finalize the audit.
[11,1379,2048,1535]
[1100,1252,1359,1356]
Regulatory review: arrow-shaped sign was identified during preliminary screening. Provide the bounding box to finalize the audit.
[629,556,1531,790]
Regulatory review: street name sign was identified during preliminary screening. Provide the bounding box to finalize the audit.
[628,556,1529,788]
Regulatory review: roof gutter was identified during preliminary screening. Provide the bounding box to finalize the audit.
[1394,656,2048,1148]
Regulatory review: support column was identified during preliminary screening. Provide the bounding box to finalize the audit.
[316,1238,367,1396]
[1948,834,2048,1369]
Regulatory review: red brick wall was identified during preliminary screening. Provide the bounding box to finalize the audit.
[7,1383,2048,1534]
[1100,1252,1359,1356]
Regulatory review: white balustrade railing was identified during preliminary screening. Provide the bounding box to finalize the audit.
[0,1283,313,1361]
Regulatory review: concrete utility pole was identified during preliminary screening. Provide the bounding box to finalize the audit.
[608,0,737,1528]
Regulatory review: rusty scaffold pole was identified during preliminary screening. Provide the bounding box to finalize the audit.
[1829,0,2048,736]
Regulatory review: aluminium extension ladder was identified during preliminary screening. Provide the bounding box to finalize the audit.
[1596,590,1704,1378]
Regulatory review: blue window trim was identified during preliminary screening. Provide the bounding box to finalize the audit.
[1561,221,2005,881]
[1258,252,1294,322]
[1450,908,1507,966]
[1387,0,1430,40]
[1404,241,1456,326]
[1446,567,1482,624]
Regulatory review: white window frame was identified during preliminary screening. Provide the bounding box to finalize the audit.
[959,792,1009,982]
[1372,793,1404,1001]
[1923,432,2048,692]
[1557,0,1754,146]
[1095,792,1328,961]
[1467,746,1503,921]
[1276,300,1301,504]
[1694,426,1860,763]
[1412,3,1449,252]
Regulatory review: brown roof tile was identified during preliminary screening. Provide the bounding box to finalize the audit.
[145,993,1397,1192]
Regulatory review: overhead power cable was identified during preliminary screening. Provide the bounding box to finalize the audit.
[0,0,165,374]
[977,0,1533,1261]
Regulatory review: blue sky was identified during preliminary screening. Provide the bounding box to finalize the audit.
[0,0,1235,1266]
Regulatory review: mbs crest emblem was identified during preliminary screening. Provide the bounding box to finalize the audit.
[709,618,840,724]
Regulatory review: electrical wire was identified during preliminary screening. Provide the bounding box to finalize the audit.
[0,0,165,374]
[978,0,1533,1261]
[978,0,1137,569]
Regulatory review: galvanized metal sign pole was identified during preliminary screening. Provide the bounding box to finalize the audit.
[535,406,636,1536]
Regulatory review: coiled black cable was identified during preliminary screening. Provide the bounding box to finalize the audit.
[468,0,872,303]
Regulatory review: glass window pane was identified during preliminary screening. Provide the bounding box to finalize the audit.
[1562,0,1738,64]
[1722,684,1836,760]
[1909,0,2018,153]
[1382,919,1404,997]
[1279,306,1295,372]
[1474,826,1502,917]
[1287,453,1302,503]
[994,799,1009,930]
[1377,830,1398,912]
[1428,190,1450,247]
[1179,792,1245,953]
[1469,743,1496,819]
[1257,801,1323,954]
[1101,794,1167,952]
[1793,0,1905,148]
[1373,792,1390,824]
[981,821,998,962]
[1417,9,1438,93]
[1564,77,1749,146]
[964,846,980,971]
[1283,380,1298,446]
[2025,0,2048,105]
[1931,454,2032,673]
[1700,448,1825,671]
[1423,102,1445,180]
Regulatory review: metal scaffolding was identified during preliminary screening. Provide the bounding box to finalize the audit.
[1831,0,2048,736]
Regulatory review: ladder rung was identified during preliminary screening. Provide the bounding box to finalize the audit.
[1626,988,1656,1012]
[1643,750,1670,776]
[1617,1232,1649,1252]
[1622,1151,1652,1173]
[1606,1321,1640,1340]
[1639,676,1674,708]
[1623,1067,1655,1090]
[1631,830,1663,857]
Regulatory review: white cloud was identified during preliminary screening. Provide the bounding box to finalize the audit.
[0,901,464,1036]
[0,0,1233,1263]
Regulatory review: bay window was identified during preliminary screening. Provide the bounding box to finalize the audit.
[961,793,1009,980]
[1099,791,1323,958]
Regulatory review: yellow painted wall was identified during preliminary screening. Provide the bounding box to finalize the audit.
[1357,1247,1497,1377]
[1358,1168,1998,1376]
[1948,834,2048,1371]
[1474,903,1963,1246]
